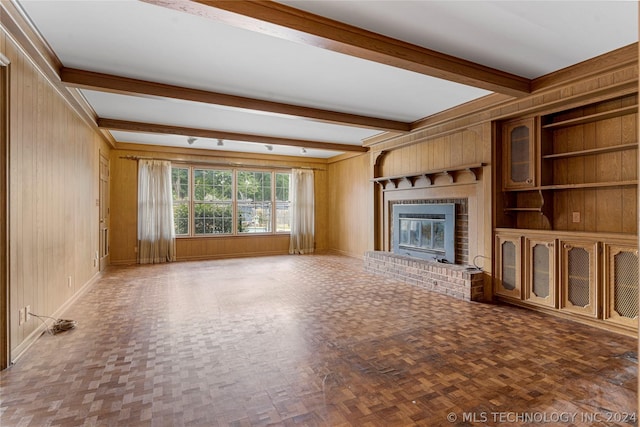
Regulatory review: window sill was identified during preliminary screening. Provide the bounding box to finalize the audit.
[176,233,290,240]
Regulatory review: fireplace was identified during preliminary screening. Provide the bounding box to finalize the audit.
[368,161,482,301]
[392,203,455,263]
[369,200,481,301]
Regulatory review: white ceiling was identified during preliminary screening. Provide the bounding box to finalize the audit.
[16,0,639,159]
[280,1,637,79]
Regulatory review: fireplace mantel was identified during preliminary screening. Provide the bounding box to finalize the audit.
[372,162,485,190]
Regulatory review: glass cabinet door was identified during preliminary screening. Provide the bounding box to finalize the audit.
[525,237,556,308]
[495,233,523,299]
[503,118,536,190]
[559,240,598,318]
[603,244,638,328]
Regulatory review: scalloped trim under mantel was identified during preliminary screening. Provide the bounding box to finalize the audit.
[372,163,485,190]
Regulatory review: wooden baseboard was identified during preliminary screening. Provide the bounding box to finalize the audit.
[176,250,290,262]
[109,258,138,266]
[495,296,638,338]
[325,248,365,260]
[10,271,104,365]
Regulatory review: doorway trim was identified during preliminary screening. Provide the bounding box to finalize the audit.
[1,52,11,370]
[99,152,110,271]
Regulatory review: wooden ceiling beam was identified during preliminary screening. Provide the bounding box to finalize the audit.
[97,118,369,153]
[61,68,410,132]
[142,0,531,97]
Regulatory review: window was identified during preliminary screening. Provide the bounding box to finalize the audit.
[275,173,290,232]
[237,171,271,233]
[171,167,290,236]
[194,169,232,235]
[171,167,189,235]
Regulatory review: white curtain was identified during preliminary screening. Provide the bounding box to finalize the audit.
[289,169,315,254]
[137,160,176,264]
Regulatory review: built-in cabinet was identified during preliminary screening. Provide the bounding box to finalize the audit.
[495,230,637,333]
[494,93,638,334]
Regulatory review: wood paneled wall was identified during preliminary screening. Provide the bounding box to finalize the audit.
[324,126,493,264]
[109,146,328,264]
[379,128,486,177]
[327,153,371,258]
[2,29,109,360]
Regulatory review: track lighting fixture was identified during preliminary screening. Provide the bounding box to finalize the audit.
[265,144,273,151]
[217,138,224,146]
[300,147,307,154]
[187,136,197,145]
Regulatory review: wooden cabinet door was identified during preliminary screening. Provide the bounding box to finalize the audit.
[603,244,638,329]
[495,233,523,299]
[525,237,556,308]
[559,240,599,318]
[503,118,537,190]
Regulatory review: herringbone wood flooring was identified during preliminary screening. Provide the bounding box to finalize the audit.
[0,254,636,426]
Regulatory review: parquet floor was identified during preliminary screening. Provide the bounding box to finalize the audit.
[0,254,637,426]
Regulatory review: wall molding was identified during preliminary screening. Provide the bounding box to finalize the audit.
[114,143,329,170]
[0,50,8,370]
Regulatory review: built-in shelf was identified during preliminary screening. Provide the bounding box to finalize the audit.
[504,207,543,212]
[542,105,638,130]
[503,180,638,192]
[539,181,638,190]
[372,163,485,189]
[543,142,638,160]
[503,189,552,220]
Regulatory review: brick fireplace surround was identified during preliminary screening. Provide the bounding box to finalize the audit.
[365,197,483,302]
[364,251,484,302]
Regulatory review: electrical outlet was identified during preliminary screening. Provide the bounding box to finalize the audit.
[26,305,31,322]
[572,211,581,223]
[18,308,24,325]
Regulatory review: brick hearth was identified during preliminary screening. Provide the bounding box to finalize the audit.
[364,251,484,301]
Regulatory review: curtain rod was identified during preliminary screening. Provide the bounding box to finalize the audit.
[119,155,325,171]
